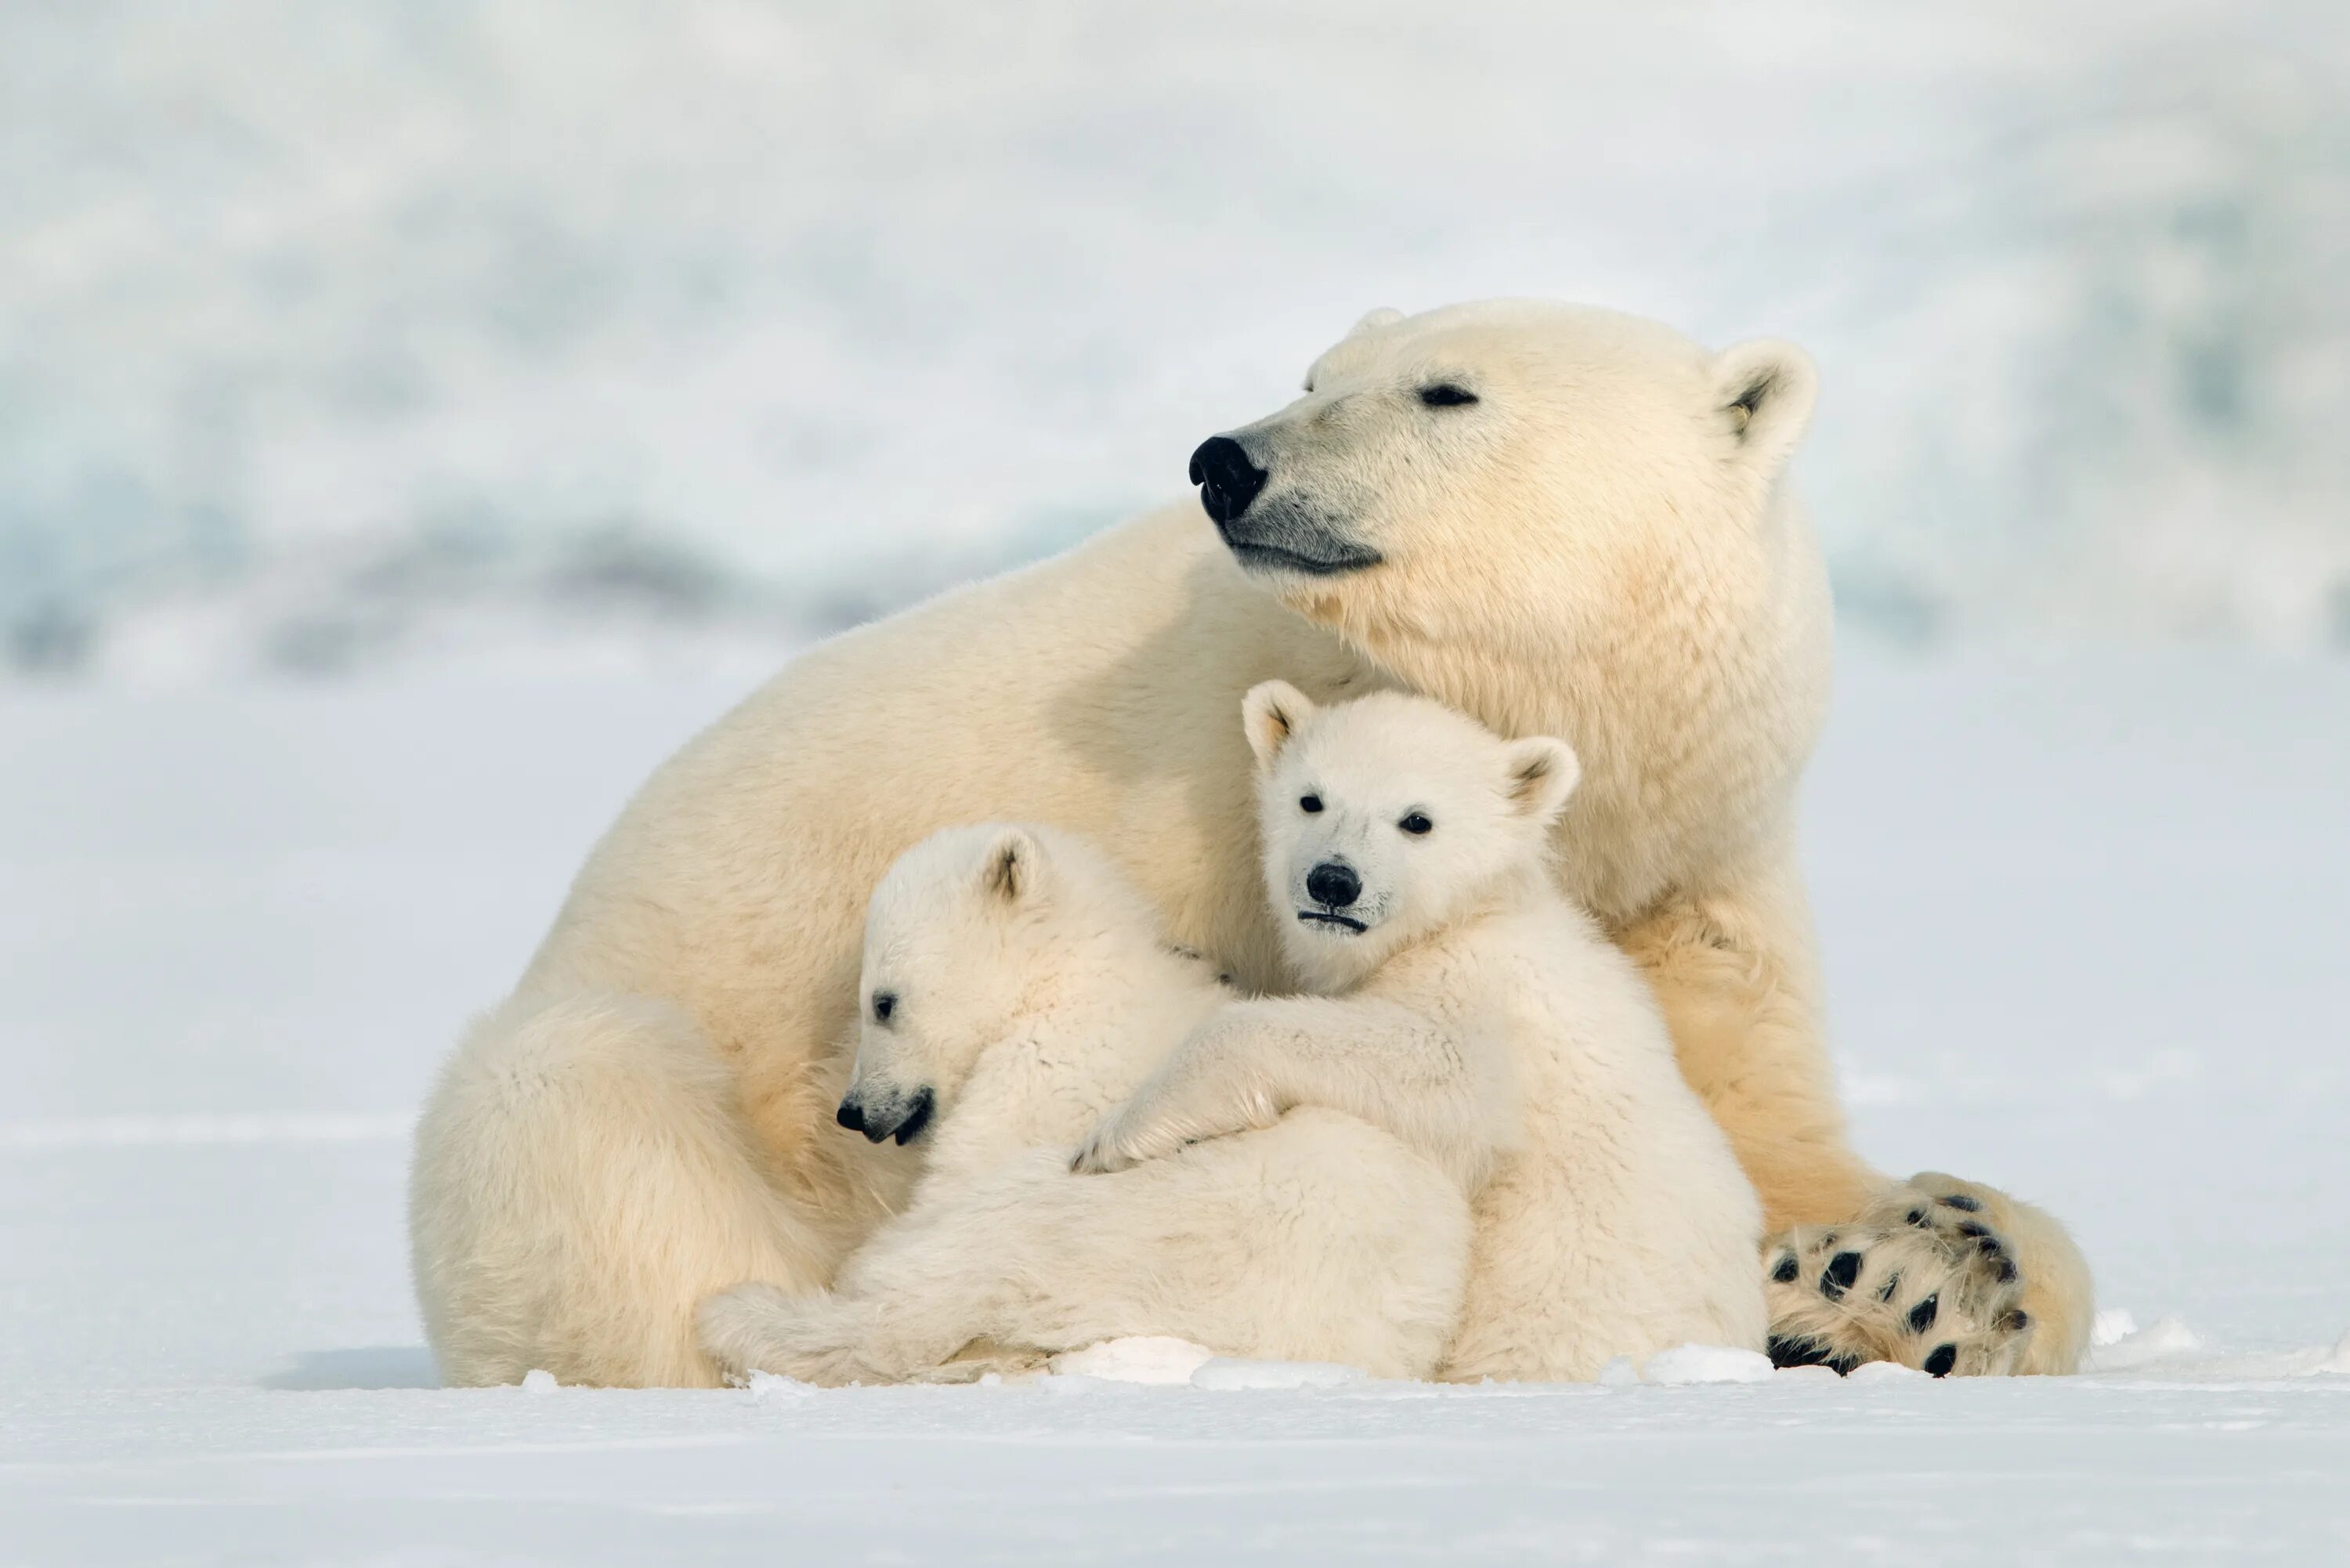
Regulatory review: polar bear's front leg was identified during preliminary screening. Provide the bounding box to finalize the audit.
[1069,1016,1284,1176]
[1622,860,2092,1375]
[1072,997,1502,1187]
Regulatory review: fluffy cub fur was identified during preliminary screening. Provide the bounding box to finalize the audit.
[1077,684,1769,1379]
[696,822,1479,1385]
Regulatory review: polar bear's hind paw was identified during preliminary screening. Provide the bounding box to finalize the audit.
[1762,1183,2034,1378]
[696,1283,894,1387]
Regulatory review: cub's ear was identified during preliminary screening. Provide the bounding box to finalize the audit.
[1242,680,1316,771]
[976,825,1046,905]
[1711,339,1817,478]
[1502,736,1581,824]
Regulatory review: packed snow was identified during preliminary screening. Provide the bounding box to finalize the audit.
[3,650,2348,1563]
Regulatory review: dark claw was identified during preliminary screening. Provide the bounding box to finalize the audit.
[1924,1343,1958,1377]
[1876,1271,1902,1302]
[1957,1222,1990,1239]
[1993,1257,2018,1283]
[1772,1254,1800,1284]
[1769,1336,1859,1375]
[1905,1209,1928,1227]
[1937,1194,1981,1212]
[1998,1309,2030,1334]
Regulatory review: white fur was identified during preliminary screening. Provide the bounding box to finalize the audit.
[1076,687,1767,1379]
[696,823,1473,1385]
[410,299,2090,1387]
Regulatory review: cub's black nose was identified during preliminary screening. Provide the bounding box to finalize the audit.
[1189,435,1267,525]
[1305,861,1361,909]
[839,1086,935,1146]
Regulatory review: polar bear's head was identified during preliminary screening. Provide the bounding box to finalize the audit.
[1243,680,1578,991]
[837,822,1156,1146]
[1191,302,1821,801]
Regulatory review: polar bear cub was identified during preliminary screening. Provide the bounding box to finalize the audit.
[696,820,1483,1385]
[1077,683,1769,1379]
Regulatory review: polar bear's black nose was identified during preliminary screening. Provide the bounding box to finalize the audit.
[1306,861,1361,909]
[1190,435,1267,525]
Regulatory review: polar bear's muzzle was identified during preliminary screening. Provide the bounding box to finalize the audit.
[837,1084,935,1147]
[1189,433,1380,578]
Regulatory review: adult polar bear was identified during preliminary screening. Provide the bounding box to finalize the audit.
[410,299,2092,1386]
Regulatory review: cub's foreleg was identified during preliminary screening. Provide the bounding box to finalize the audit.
[1070,996,1506,1189]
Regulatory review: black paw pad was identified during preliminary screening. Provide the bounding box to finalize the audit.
[1771,1254,1799,1284]
[1936,1194,1981,1212]
[1997,1309,2030,1334]
[1820,1251,1862,1299]
[1924,1343,1958,1377]
[1908,1294,1940,1334]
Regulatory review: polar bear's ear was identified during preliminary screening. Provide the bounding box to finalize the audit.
[1712,340,1818,478]
[1242,680,1317,771]
[1303,310,1405,389]
[1502,736,1580,824]
[977,826,1045,905]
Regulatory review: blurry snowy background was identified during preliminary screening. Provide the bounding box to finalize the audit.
[5,0,2348,683]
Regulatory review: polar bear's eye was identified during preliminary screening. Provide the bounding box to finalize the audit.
[1300,794,1324,814]
[1418,383,1477,408]
[871,992,896,1024]
[1398,812,1434,836]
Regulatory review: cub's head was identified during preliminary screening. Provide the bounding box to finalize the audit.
[837,822,1145,1147]
[1190,300,1819,714]
[1242,680,1579,991]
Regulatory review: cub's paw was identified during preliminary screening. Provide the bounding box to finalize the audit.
[696,1282,800,1382]
[919,1338,1054,1385]
[1762,1180,2033,1378]
[696,1284,881,1388]
[1068,1115,1153,1175]
[1068,1092,1238,1175]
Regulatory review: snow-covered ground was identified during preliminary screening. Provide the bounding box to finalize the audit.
[3,649,2347,1564]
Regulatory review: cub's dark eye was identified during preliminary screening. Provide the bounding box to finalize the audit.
[1399,812,1434,836]
[1419,383,1477,408]
[871,992,896,1023]
[1300,794,1324,814]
